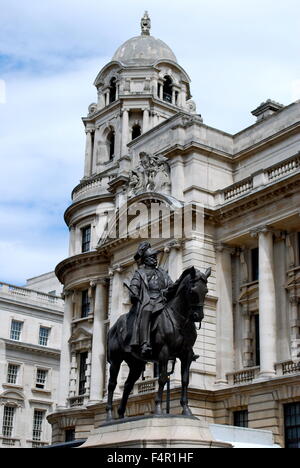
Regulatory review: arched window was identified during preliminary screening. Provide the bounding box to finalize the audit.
[163,76,173,103]
[107,130,115,160]
[109,77,117,103]
[132,124,141,140]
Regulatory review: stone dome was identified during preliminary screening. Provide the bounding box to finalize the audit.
[112,12,177,66]
[112,35,177,66]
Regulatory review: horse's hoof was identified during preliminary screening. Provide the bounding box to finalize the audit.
[182,408,193,417]
[154,407,163,416]
[106,411,114,421]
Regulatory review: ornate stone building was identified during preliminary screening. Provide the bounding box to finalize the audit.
[49,13,300,448]
[0,273,63,448]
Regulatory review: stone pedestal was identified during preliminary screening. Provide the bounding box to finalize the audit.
[80,415,233,448]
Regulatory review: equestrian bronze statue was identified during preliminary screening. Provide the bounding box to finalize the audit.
[106,241,211,420]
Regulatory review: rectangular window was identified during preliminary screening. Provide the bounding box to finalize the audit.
[2,406,15,437]
[81,290,90,318]
[233,410,249,428]
[10,320,23,341]
[65,428,75,442]
[284,402,300,448]
[81,226,91,253]
[78,352,88,396]
[35,369,47,389]
[251,248,259,282]
[7,364,19,385]
[32,410,45,441]
[39,327,50,346]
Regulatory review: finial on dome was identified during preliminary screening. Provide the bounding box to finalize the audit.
[141,11,151,36]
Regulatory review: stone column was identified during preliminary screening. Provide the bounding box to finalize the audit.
[121,109,129,155]
[143,108,150,133]
[172,88,176,105]
[166,241,183,282]
[89,279,108,403]
[215,244,234,384]
[69,225,76,257]
[57,291,74,408]
[108,267,124,397]
[92,126,99,170]
[258,228,277,378]
[170,156,185,201]
[84,129,93,178]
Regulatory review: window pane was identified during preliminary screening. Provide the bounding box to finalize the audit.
[2,406,15,437]
[285,403,300,448]
[81,290,90,318]
[39,327,50,346]
[7,364,19,384]
[233,410,248,428]
[81,226,91,253]
[10,321,23,341]
[36,369,47,389]
[65,428,75,442]
[33,410,44,441]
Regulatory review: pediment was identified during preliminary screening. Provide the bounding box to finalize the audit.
[238,284,259,303]
[0,390,25,407]
[69,327,92,344]
[286,270,300,290]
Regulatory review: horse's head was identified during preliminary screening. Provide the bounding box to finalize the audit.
[177,266,211,325]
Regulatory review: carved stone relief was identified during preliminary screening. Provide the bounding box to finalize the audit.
[127,152,171,198]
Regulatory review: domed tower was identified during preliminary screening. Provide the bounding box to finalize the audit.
[82,11,193,179]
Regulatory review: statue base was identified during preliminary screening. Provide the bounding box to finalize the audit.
[79,415,233,448]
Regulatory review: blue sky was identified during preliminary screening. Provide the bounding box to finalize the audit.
[0,0,299,285]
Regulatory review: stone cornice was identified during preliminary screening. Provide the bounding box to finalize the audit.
[233,121,300,162]
[55,251,109,285]
[64,194,114,226]
[4,339,60,358]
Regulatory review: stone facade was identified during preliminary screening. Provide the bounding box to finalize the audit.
[49,14,300,448]
[0,274,63,448]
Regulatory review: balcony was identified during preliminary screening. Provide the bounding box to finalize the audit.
[276,360,300,377]
[215,152,300,205]
[226,367,260,385]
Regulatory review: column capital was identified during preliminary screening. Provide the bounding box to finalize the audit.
[109,264,123,276]
[164,239,182,253]
[250,225,280,238]
[215,242,235,255]
[62,288,75,299]
[90,278,108,287]
[85,128,95,135]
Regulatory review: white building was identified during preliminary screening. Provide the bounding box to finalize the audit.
[49,13,300,448]
[0,272,63,448]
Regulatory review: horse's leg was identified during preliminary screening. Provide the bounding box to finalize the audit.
[118,360,145,419]
[154,358,168,415]
[106,359,121,421]
[180,352,193,416]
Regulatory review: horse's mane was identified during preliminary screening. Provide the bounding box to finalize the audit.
[166,267,195,301]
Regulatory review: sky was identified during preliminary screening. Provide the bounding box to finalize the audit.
[0,0,299,286]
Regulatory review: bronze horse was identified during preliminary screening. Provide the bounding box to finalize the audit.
[106,266,211,420]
